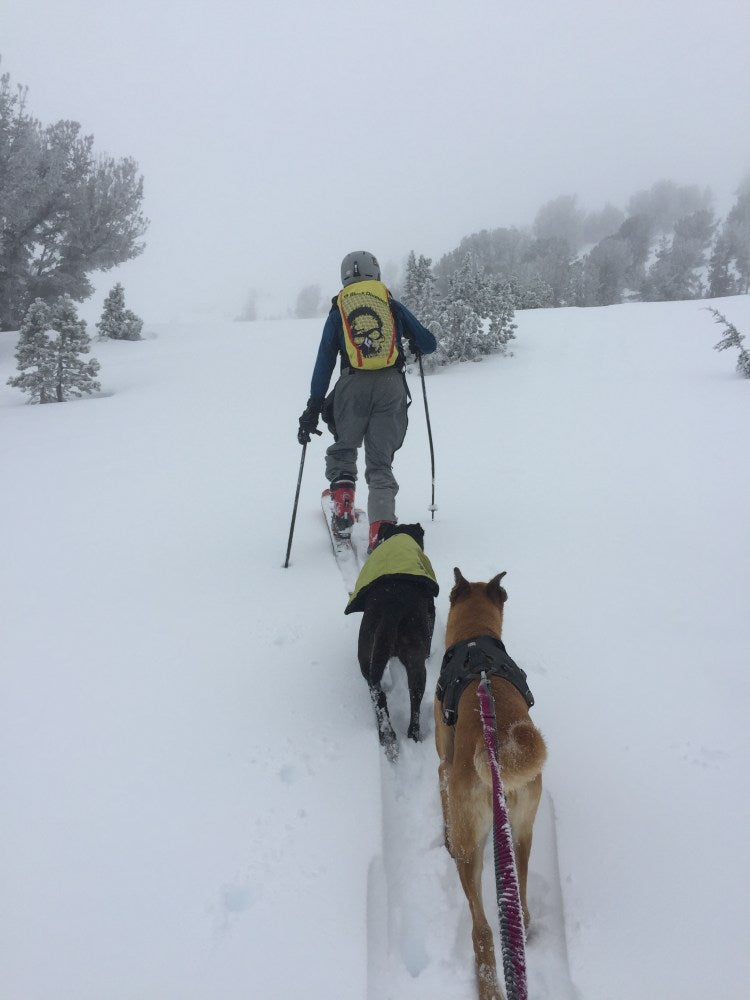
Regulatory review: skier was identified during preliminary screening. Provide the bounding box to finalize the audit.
[297,251,437,551]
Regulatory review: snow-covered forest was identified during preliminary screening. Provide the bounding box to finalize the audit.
[421,178,750,311]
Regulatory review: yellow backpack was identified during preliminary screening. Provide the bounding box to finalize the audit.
[337,280,398,370]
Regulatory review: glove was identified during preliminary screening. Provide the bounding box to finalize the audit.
[406,337,421,358]
[297,397,323,445]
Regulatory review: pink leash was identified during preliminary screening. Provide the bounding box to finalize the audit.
[476,671,529,1000]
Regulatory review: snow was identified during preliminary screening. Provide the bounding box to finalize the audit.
[1,296,749,1000]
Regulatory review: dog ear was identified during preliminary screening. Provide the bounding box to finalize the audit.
[486,572,508,605]
[450,567,471,605]
[412,523,425,549]
[378,522,398,543]
[395,523,425,549]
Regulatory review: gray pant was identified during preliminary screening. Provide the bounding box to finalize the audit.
[325,367,408,523]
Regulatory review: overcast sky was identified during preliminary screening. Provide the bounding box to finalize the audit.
[2,0,749,323]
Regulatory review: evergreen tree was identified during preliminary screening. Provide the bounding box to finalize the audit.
[433,227,532,296]
[580,236,633,305]
[627,180,712,235]
[0,64,147,330]
[8,294,100,401]
[96,283,143,340]
[533,195,585,250]
[582,203,626,245]
[49,295,101,401]
[707,230,735,298]
[431,253,516,364]
[507,273,554,310]
[6,298,56,402]
[642,236,679,300]
[486,278,517,352]
[294,284,322,319]
[400,251,444,368]
[432,254,482,363]
[642,209,715,301]
[401,251,438,323]
[723,177,750,294]
[616,214,653,292]
[433,297,483,364]
[707,307,750,378]
[401,251,421,306]
[524,236,575,306]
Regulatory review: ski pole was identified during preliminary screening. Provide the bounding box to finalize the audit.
[283,443,307,568]
[417,353,437,519]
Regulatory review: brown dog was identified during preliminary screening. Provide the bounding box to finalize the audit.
[434,568,547,1000]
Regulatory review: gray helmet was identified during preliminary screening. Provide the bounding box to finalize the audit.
[341,250,380,287]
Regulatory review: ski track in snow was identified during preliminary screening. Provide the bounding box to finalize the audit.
[332,523,578,1000]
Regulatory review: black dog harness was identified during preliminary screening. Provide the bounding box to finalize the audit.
[436,634,535,726]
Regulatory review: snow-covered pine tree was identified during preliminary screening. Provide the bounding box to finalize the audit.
[96,283,143,340]
[432,253,483,363]
[643,209,715,301]
[6,298,56,403]
[508,273,553,310]
[720,176,750,294]
[294,284,322,319]
[433,296,483,364]
[399,251,444,368]
[401,250,421,306]
[49,295,101,400]
[707,307,750,378]
[432,252,516,364]
[402,251,437,317]
[401,252,439,335]
[641,235,678,300]
[706,180,750,297]
[707,230,735,298]
[580,235,633,306]
[486,276,517,354]
[533,194,586,251]
[0,68,147,332]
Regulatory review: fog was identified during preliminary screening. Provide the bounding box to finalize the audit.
[2,0,749,323]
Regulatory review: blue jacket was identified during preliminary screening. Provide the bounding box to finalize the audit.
[309,297,437,402]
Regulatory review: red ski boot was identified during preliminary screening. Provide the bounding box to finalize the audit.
[330,479,356,538]
[368,519,395,554]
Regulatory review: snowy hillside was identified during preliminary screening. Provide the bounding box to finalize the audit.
[1,296,749,1000]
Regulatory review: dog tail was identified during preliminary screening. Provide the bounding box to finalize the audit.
[475,721,547,793]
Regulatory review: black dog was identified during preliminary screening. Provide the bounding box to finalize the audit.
[345,523,438,760]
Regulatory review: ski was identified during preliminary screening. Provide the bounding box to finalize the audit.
[321,487,353,557]
[321,489,368,590]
